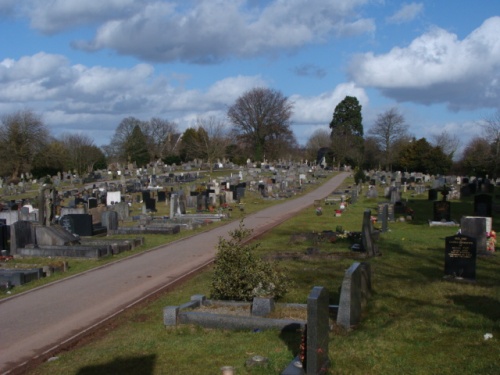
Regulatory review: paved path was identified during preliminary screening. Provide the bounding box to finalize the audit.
[0,172,349,374]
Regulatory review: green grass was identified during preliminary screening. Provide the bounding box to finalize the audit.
[22,178,500,374]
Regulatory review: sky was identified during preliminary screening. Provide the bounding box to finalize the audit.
[0,0,499,158]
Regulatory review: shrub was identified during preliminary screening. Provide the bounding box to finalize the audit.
[354,169,366,185]
[210,220,289,301]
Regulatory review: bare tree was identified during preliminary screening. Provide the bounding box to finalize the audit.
[0,110,49,180]
[432,130,460,160]
[482,110,500,178]
[182,116,230,173]
[60,133,105,175]
[227,87,294,162]
[368,108,409,171]
[305,128,331,162]
[142,118,178,160]
[107,117,147,162]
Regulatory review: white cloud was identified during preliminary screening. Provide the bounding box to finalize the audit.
[0,52,270,143]
[69,0,374,63]
[350,17,500,111]
[386,2,423,24]
[291,82,369,125]
[27,0,151,34]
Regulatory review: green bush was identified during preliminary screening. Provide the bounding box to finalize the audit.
[210,220,289,301]
[354,168,366,184]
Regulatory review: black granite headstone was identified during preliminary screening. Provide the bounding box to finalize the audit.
[428,189,438,201]
[433,201,451,222]
[59,215,75,234]
[445,234,476,280]
[68,214,93,236]
[474,194,492,217]
[157,191,166,203]
[88,197,98,209]
[145,198,156,212]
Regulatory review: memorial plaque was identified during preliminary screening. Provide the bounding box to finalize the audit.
[445,234,476,280]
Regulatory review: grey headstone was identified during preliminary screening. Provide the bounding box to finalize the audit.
[306,286,330,374]
[460,216,489,255]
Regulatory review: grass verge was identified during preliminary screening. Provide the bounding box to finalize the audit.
[23,178,500,374]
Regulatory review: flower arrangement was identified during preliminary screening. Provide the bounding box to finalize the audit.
[487,230,496,252]
[316,207,323,216]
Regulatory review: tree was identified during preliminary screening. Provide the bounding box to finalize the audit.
[179,127,204,162]
[106,117,147,162]
[457,137,491,177]
[142,117,178,161]
[396,138,452,174]
[179,118,230,172]
[482,110,500,178]
[60,133,105,175]
[368,108,409,171]
[32,138,69,178]
[329,96,364,169]
[362,136,383,170]
[195,117,230,172]
[432,130,460,161]
[305,128,331,162]
[227,87,294,162]
[0,110,49,181]
[123,125,150,167]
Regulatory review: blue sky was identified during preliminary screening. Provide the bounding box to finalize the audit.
[1,0,499,157]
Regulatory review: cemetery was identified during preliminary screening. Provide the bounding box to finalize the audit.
[3,169,500,374]
[0,161,327,290]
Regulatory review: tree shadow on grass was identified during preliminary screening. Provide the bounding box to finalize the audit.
[76,354,156,375]
[448,295,500,322]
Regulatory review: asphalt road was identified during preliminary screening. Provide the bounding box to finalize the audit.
[0,172,349,374]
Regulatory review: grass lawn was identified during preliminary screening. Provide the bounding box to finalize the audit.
[21,177,500,374]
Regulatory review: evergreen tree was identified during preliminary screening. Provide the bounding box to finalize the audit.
[329,96,364,168]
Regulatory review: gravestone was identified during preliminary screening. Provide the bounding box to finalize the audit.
[366,187,378,199]
[88,197,98,209]
[145,198,156,212]
[361,210,377,256]
[381,204,388,233]
[460,216,489,256]
[305,286,330,374]
[428,189,438,201]
[433,201,451,222]
[337,262,371,329]
[157,191,166,203]
[66,214,93,236]
[106,191,121,206]
[10,220,34,255]
[377,202,394,223]
[59,215,75,235]
[474,194,492,217]
[101,210,119,232]
[142,190,151,202]
[112,201,130,221]
[0,223,8,251]
[445,234,476,280]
